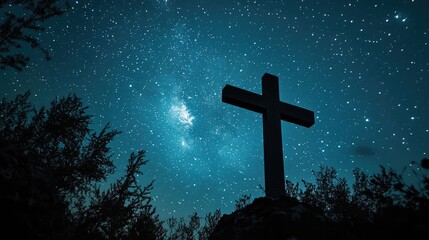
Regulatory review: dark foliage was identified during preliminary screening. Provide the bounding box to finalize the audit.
[0,0,69,71]
[393,159,429,209]
[197,209,221,240]
[166,213,200,240]
[284,163,429,225]
[234,194,251,210]
[165,210,222,240]
[0,91,163,239]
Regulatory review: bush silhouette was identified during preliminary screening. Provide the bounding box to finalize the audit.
[0,91,163,239]
[280,162,429,240]
[284,164,429,222]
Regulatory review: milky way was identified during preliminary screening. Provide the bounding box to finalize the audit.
[1,0,429,219]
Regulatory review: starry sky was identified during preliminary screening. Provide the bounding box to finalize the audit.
[1,0,429,219]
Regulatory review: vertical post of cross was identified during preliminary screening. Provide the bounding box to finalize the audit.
[262,74,286,197]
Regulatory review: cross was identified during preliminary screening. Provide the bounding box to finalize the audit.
[222,73,315,198]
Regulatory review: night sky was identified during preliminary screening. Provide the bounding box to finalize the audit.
[1,0,429,220]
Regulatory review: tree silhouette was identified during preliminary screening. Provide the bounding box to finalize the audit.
[0,0,69,71]
[165,210,222,240]
[234,194,252,211]
[284,166,395,222]
[0,91,163,239]
[165,213,200,240]
[393,158,429,208]
[197,209,221,240]
[283,163,429,225]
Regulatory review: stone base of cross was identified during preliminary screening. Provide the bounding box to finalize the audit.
[222,73,314,198]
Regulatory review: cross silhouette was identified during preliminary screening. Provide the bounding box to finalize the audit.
[222,73,315,198]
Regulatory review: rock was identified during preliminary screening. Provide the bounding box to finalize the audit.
[209,196,360,240]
